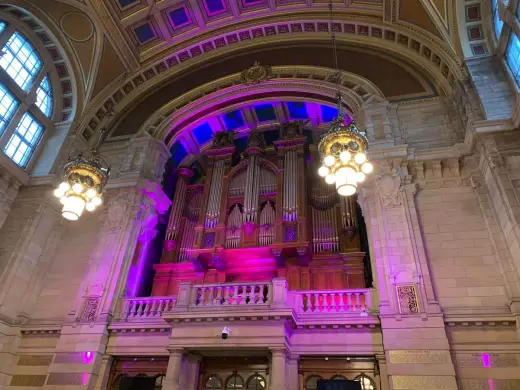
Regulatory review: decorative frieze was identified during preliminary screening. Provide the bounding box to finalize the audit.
[389,350,450,364]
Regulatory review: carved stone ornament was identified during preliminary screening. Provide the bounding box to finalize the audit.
[212,131,235,148]
[240,62,273,85]
[81,298,99,322]
[106,191,134,231]
[375,170,403,207]
[280,120,304,139]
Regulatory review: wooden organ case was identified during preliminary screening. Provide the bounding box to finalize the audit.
[151,122,370,296]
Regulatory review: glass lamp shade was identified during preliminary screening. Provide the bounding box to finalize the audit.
[339,151,351,163]
[325,173,336,184]
[62,196,86,221]
[324,155,336,167]
[354,152,367,164]
[336,174,358,196]
[361,162,374,174]
[318,166,329,177]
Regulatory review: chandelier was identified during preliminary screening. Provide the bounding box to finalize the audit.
[53,128,110,221]
[317,0,374,196]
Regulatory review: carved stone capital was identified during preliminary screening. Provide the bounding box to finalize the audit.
[374,170,403,207]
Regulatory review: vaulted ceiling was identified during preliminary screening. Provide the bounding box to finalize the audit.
[0,0,492,143]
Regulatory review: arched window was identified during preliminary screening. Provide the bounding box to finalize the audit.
[305,375,322,390]
[506,32,520,86]
[354,374,376,390]
[492,0,503,39]
[331,375,347,380]
[204,375,222,390]
[225,374,244,389]
[0,20,54,169]
[246,375,266,390]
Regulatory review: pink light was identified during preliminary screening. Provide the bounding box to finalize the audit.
[82,373,89,386]
[482,353,491,368]
[488,379,495,390]
[83,351,93,364]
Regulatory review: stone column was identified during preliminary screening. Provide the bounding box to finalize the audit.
[163,349,184,390]
[286,354,299,390]
[93,355,113,390]
[269,348,287,390]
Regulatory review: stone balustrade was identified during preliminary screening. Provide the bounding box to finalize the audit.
[120,279,372,321]
[121,296,176,320]
[291,289,371,314]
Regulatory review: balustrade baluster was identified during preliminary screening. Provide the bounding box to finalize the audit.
[354,292,361,311]
[129,300,138,318]
[137,300,144,316]
[237,285,244,305]
[337,293,344,311]
[122,300,130,320]
[223,286,230,305]
[346,293,352,311]
[157,299,164,316]
[329,293,336,311]
[215,286,223,305]
[144,300,152,316]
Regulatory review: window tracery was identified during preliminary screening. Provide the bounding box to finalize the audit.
[354,374,376,390]
[0,16,56,169]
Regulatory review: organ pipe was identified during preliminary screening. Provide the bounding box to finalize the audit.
[225,204,243,249]
[178,190,202,262]
[243,156,261,223]
[229,169,246,196]
[312,205,339,253]
[340,196,358,228]
[283,150,298,221]
[259,167,276,194]
[259,201,275,246]
[166,176,188,241]
[204,159,225,228]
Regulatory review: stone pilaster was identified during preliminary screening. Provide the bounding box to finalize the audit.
[359,163,456,389]
[286,354,299,390]
[163,349,184,390]
[269,348,287,390]
[0,169,21,230]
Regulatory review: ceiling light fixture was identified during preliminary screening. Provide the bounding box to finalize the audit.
[53,128,110,221]
[317,0,373,196]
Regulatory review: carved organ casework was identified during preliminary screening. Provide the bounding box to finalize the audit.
[152,123,371,295]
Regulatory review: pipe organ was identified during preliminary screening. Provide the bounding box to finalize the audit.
[204,159,226,229]
[155,123,369,294]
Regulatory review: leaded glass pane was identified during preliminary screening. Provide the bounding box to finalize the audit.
[35,75,52,117]
[0,83,19,135]
[4,112,43,167]
[506,32,520,86]
[0,31,42,91]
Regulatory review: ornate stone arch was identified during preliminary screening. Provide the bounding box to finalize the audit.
[128,67,386,147]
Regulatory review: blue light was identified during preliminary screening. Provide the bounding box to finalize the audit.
[286,101,308,119]
[254,103,276,122]
[205,0,225,13]
[222,110,244,130]
[170,141,188,166]
[321,105,338,122]
[192,122,213,145]
[169,8,189,27]
[134,24,155,43]
[506,32,520,86]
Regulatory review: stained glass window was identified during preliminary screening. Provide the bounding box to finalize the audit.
[0,31,42,91]
[506,32,520,86]
[35,75,52,117]
[0,83,19,135]
[4,112,43,168]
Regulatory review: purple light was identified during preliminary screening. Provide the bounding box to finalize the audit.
[488,379,495,390]
[83,351,93,364]
[482,353,491,368]
[82,373,89,386]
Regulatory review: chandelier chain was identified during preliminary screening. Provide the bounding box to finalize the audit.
[328,0,343,116]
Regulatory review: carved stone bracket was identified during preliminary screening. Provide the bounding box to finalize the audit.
[374,170,403,207]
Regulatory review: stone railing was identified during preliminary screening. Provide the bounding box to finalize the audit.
[120,279,373,321]
[290,289,371,314]
[192,281,271,306]
[121,296,176,320]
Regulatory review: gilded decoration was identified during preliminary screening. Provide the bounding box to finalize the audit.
[396,284,420,314]
[389,350,450,364]
[240,62,273,85]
